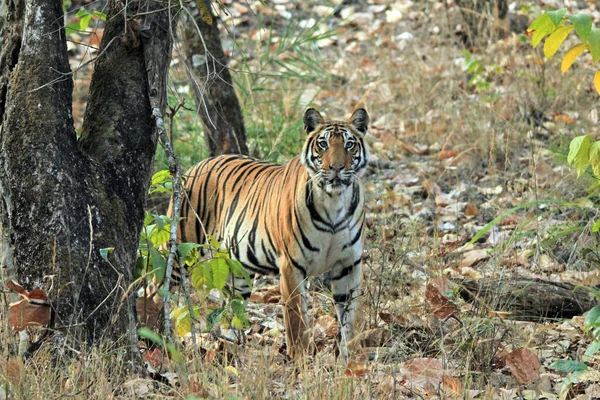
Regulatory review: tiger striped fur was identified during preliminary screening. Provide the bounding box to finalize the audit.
[177,108,369,359]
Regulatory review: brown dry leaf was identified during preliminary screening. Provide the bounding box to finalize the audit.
[553,113,577,124]
[442,375,462,398]
[431,122,448,136]
[398,139,428,155]
[5,357,25,386]
[136,294,163,330]
[315,315,338,338]
[345,361,369,377]
[5,279,27,295]
[421,179,441,196]
[249,285,281,304]
[379,311,407,326]
[142,348,164,371]
[439,150,459,160]
[8,286,52,333]
[465,202,479,217]
[425,279,457,319]
[401,358,449,394]
[503,348,541,385]
[459,249,490,267]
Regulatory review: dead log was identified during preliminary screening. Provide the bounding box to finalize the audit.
[458,277,597,321]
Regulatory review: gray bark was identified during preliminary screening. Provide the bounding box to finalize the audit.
[0,0,172,347]
[182,0,249,156]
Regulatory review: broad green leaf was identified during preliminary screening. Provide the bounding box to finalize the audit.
[207,234,221,250]
[144,211,154,226]
[179,242,200,259]
[93,10,107,21]
[227,258,252,288]
[75,9,90,18]
[567,134,593,177]
[544,25,574,59]
[547,8,567,28]
[589,28,600,63]
[531,14,557,48]
[595,71,600,95]
[149,248,166,282]
[165,343,183,362]
[232,315,249,329]
[151,170,171,186]
[592,219,600,233]
[568,13,593,42]
[589,141,600,178]
[549,359,588,373]
[585,305,600,332]
[171,306,200,337]
[583,341,600,362]
[230,299,245,317]
[210,258,230,291]
[207,307,225,330]
[561,43,588,73]
[99,247,114,261]
[150,225,170,247]
[191,262,213,291]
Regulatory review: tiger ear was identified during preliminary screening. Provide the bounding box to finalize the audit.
[303,108,324,133]
[350,108,369,134]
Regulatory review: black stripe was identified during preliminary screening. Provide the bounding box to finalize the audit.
[333,293,352,304]
[331,258,362,281]
[342,220,364,250]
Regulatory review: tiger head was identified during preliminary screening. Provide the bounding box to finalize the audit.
[301,107,370,194]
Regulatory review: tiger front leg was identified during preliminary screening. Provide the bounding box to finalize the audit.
[280,263,310,359]
[331,259,362,363]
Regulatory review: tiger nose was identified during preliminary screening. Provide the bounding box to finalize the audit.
[330,162,344,172]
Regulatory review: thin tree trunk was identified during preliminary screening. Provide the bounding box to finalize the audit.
[0,0,172,347]
[182,0,249,156]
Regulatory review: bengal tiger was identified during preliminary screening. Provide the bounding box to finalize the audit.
[177,107,369,360]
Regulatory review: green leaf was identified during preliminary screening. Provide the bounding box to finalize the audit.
[75,8,90,18]
[583,340,600,362]
[207,307,225,330]
[544,25,574,59]
[585,305,600,332]
[171,306,200,338]
[568,13,593,42]
[191,262,213,291]
[138,327,164,346]
[589,141,600,178]
[179,242,200,259]
[207,234,221,250]
[150,225,171,247]
[144,211,155,226]
[227,259,253,288]
[547,8,567,28]
[152,170,171,186]
[589,28,600,63]
[93,10,107,21]
[531,14,557,48]
[230,299,245,317]
[99,247,114,261]
[567,134,593,177]
[149,248,166,283]
[210,258,230,291]
[549,359,589,373]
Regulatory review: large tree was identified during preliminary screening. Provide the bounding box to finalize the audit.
[0,0,173,349]
[182,0,249,156]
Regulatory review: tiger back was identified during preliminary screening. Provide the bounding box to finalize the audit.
[178,107,370,360]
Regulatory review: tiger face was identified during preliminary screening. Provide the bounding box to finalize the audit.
[301,108,370,194]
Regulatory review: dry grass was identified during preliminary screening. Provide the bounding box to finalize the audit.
[3,0,600,398]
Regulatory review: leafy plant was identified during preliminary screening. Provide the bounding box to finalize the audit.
[138,170,252,338]
[527,8,600,93]
[65,8,106,35]
[462,50,503,90]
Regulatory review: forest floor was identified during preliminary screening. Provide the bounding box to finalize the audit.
[3,0,600,399]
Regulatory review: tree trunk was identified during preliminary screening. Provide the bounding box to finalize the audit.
[0,0,172,347]
[181,0,249,156]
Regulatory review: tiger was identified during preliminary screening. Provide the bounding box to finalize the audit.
[176,107,370,360]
